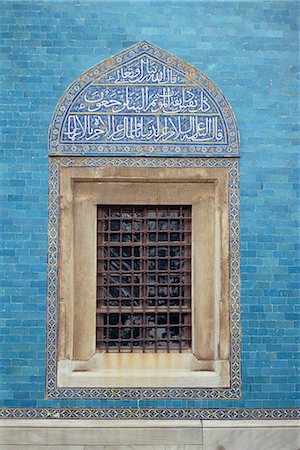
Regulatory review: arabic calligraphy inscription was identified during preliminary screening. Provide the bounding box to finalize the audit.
[49,42,239,156]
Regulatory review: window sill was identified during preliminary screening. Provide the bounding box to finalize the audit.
[57,354,230,388]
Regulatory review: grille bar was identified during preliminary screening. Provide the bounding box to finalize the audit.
[96,205,192,353]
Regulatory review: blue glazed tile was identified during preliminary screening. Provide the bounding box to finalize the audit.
[0,0,299,417]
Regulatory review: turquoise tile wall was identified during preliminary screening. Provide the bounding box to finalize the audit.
[0,0,299,412]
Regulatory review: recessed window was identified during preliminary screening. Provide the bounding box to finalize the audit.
[96,205,192,353]
[57,166,231,388]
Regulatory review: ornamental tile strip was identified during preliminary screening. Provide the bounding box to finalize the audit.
[49,41,239,157]
[0,408,299,421]
[46,156,241,400]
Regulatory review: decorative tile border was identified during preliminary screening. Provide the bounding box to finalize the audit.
[48,41,240,157]
[46,156,241,400]
[1,408,299,420]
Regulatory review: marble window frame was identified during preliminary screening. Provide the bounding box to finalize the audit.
[56,166,230,388]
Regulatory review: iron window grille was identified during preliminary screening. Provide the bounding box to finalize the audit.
[96,205,192,353]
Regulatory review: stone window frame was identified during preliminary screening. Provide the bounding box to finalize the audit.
[46,156,241,399]
[56,165,230,388]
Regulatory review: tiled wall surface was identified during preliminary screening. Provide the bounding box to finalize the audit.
[0,0,299,414]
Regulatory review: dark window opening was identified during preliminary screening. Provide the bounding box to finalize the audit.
[96,205,192,353]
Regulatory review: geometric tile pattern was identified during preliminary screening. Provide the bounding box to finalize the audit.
[46,156,241,400]
[1,407,299,420]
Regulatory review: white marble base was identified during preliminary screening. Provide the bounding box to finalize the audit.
[203,420,300,450]
[0,419,299,450]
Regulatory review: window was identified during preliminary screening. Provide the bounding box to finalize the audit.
[96,205,192,353]
[57,166,230,388]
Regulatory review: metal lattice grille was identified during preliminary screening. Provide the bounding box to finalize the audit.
[96,206,192,353]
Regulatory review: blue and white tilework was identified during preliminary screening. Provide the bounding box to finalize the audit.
[49,41,239,157]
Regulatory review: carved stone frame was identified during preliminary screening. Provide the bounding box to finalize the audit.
[57,166,230,388]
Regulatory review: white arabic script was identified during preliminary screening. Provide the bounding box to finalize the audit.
[65,114,225,143]
[107,57,185,84]
[77,86,212,114]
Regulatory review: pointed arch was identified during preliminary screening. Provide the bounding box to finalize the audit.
[49,41,239,157]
